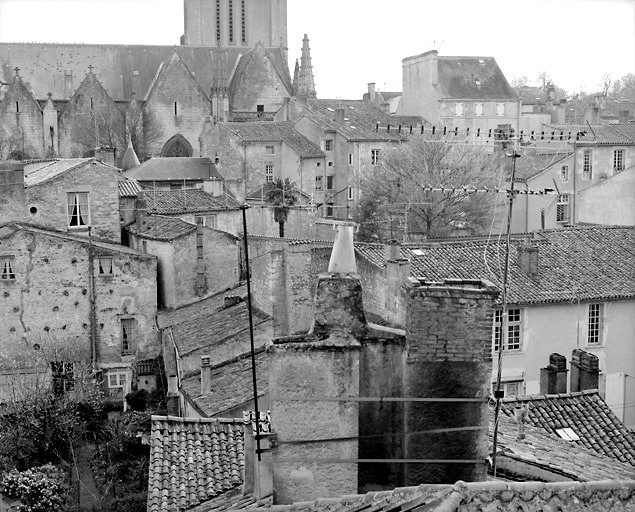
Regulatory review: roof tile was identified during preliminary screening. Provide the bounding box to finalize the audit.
[144,189,241,214]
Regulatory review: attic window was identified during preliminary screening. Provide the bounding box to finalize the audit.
[133,70,139,76]
[555,428,580,441]
[478,59,485,65]
[348,105,354,109]
[474,79,481,87]
[327,107,335,112]
[411,249,424,256]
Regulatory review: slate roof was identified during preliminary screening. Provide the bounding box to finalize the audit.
[144,189,241,214]
[221,122,324,158]
[354,226,635,306]
[434,56,517,100]
[182,350,270,417]
[118,177,142,198]
[231,480,635,512]
[543,123,635,145]
[147,416,246,512]
[511,149,571,181]
[126,215,197,241]
[302,99,422,141]
[0,43,289,102]
[498,390,635,466]
[23,158,94,186]
[124,157,222,182]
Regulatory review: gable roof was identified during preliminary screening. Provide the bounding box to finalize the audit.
[227,44,293,100]
[118,177,142,198]
[498,390,635,466]
[23,158,106,186]
[147,416,246,512]
[221,121,324,158]
[144,50,210,104]
[144,189,241,214]
[435,56,517,101]
[126,215,197,241]
[355,226,635,306]
[124,157,222,182]
[511,150,571,181]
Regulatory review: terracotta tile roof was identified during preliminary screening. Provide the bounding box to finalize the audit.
[126,215,197,241]
[185,486,268,512]
[118,177,142,198]
[147,416,245,512]
[303,99,422,141]
[144,189,241,214]
[354,226,635,306]
[435,56,517,101]
[221,122,324,158]
[182,350,270,417]
[493,412,635,481]
[234,480,635,512]
[124,157,222,182]
[498,390,635,466]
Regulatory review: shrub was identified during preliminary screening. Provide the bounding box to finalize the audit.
[1,464,69,512]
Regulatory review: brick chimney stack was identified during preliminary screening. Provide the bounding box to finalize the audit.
[200,355,211,395]
[570,349,600,392]
[540,353,568,394]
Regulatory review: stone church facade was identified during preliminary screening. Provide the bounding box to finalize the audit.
[0,0,310,164]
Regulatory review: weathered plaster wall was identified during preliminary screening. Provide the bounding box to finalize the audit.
[0,79,44,159]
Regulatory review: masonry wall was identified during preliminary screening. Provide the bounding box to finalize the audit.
[23,162,122,241]
[0,166,26,222]
[403,279,497,484]
[0,79,44,159]
[397,53,439,120]
[578,168,635,226]
[200,123,247,201]
[0,229,158,370]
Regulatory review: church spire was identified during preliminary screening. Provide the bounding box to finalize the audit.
[296,34,316,99]
[293,59,300,92]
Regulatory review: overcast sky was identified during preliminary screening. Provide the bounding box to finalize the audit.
[1,0,633,99]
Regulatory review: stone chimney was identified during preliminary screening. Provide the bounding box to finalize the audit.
[195,216,207,296]
[380,101,391,114]
[546,83,555,111]
[335,108,345,124]
[269,223,365,503]
[517,244,539,277]
[200,355,212,395]
[540,353,568,394]
[368,82,376,102]
[134,192,149,234]
[166,375,181,416]
[402,277,499,484]
[384,241,410,324]
[570,349,600,392]
[242,421,274,501]
[95,147,116,166]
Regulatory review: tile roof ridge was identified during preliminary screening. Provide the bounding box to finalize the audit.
[151,414,244,424]
[208,346,268,371]
[158,281,246,315]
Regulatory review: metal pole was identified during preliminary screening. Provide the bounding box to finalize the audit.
[492,145,520,476]
[241,205,262,461]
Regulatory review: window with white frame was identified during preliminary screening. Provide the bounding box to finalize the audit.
[98,256,113,275]
[583,149,593,180]
[493,308,522,351]
[265,145,274,155]
[265,164,274,182]
[121,318,136,355]
[195,214,217,229]
[613,149,624,173]
[108,371,127,389]
[587,303,603,345]
[560,165,569,182]
[496,103,505,117]
[371,149,381,165]
[556,194,571,223]
[454,103,464,116]
[315,176,323,190]
[1,256,16,280]
[493,380,524,398]
[67,192,90,227]
[475,103,484,117]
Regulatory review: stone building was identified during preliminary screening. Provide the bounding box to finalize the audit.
[0,222,158,399]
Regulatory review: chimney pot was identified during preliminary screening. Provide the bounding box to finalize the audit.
[201,355,212,395]
[328,223,357,274]
[517,244,539,277]
[570,349,599,392]
[335,108,345,124]
[384,241,401,262]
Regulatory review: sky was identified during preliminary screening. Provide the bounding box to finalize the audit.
[0,0,633,99]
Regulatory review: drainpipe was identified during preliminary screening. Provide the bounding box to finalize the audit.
[88,227,98,372]
[572,147,577,224]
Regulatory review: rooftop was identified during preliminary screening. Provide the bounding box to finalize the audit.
[144,189,241,215]
[124,157,221,182]
[126,215,197,241]
[355,226,635,306]
[435,56,517,101]
[498,390,635,466]
[511,149,571,181]
[543,123,635,145]
[24,158,101,186]
[118,177,142,198]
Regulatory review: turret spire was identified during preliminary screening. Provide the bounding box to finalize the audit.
[296,34,316,99]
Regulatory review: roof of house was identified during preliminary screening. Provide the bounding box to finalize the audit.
[221,121,324,158]
[118,177,142,198]
[435,56,518,101]
[144,189,241,214]
[124,157,222,182]
[182,349,270,417]
[147,416,247,512]
[355,226,635,306]
[226,480,635,511]
[23,158,100,186]
[302,99,422,141]
[511,149,571,181]
[126,215,197,241]
[498,390,635,466]
[543,124,635,145]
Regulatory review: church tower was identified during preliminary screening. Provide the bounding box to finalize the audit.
[183,0,287,53]
[295,34,317,99]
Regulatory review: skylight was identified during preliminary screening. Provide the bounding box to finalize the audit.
[478,59,485,65]
[555,428,580,441]
[411,249,424,256]
[327,107,334,112]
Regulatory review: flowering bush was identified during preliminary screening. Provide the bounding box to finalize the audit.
[1,464,69,512]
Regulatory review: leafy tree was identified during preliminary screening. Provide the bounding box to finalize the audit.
[609,73,635,101]
[1,464,70,512]
[264,178,299,237]
[355,136,502,241]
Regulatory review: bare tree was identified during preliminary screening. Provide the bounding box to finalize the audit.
[354,136,503,241]
[0,127,24,161]
[510,75,529,88]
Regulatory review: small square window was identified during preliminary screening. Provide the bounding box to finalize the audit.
[328,161,333,167]
[265,145,274,155]
[1,256,16,280]
[316,162,321,167]
[98,256,113,275]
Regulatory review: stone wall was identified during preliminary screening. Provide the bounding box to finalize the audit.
[0,78,44,159]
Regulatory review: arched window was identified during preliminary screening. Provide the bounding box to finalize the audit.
[161,134,193,157]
